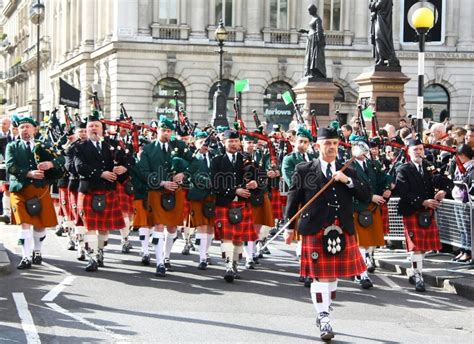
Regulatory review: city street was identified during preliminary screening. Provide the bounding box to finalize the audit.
[0,226,472,343]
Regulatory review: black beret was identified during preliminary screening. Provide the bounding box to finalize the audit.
[457,144,473,159]
[223,129,240,140]
[317,127,339,140]
[407,138,423,147]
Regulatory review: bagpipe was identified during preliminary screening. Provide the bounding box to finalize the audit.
[173,90,198,137]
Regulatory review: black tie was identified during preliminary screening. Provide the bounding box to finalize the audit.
[26,141,31,153]
[326,163,333,179]
[363,161,368,174]
[418,164,423,176]
[95,141,101,154]
[162,143,167,154]
[231,153,236,166]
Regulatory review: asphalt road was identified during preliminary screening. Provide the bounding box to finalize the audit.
[0,225,473,344]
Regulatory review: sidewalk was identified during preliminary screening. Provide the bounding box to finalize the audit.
[376,249,474,301]
[0,242,11,275]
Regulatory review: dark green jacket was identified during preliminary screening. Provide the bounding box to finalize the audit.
[130,158,148,200]
[186,152,214,201]
[6,140,65,192]
[282,151,316,187]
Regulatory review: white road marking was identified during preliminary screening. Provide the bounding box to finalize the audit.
[377,273,402,289]
[41,276,76,302]
[12,293,41,344]
[0,297,8,301]
[41,262,69,275]
[46,302,126,341]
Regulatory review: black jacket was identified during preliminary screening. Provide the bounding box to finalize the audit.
[284,159,370,236]
[395,161,452,216]
[73,139,133,193]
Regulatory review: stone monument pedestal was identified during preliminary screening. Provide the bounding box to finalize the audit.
[353,66,410,128]
[292,77,339,128]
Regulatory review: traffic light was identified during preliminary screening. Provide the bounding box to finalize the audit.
[402,0,444,43]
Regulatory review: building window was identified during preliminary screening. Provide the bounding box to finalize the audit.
[152,78,186,118]
[215,0,234,27]
[208,80,235,116]
[263,81,295,131]
[270,0,288,29]
[158,0,178,25]
[424,84,450,122]
[323,0,341,31]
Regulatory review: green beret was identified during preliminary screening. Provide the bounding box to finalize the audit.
[159,115,175,130]
[194,130,209,139]
[296,126,313,141]
[243,135,258,143]
[216,125,229,134]
[349,134,367,144]
[330,120,340,130]
[12,114,37,127]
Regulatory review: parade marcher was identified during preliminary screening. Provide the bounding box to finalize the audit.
[0,116,16,224]
[74,114,128,271]
[186,130,215,270]
[285,127,370,340]
[138,115,187,277]
[211,129,258,282]
[6,115,64,269]
[395,138,452,292]
[351,137,393,288]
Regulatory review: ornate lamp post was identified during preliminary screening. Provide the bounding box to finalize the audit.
[212,19,229,127]
[29,0,45,121]
[408,2,436,136]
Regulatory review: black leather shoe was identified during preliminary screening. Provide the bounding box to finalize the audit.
[245,260,255,269]
[164,258,173,271]
[253,257,260,265]
[181,244,190,255]
[55,225,64,237]
[85,258,98,272]
[0,214,10,224]
[408,275,416,285]
[299,275,305,283]
[77,250,86,261]
[262,246,271,255]
[17,257,31,270]
[206,255,213,265]
[67,240,76,251]
[32,251,42,265]
[304,277,312,288]
[224,268,234,283]
[232,262,241,279]
[415,279,426,292]
[198,261,207,270]
[155,264,166,277]
[121,241,131,254]
[141,254,150,266]
[360,277,373,289]
[316,312,334,341]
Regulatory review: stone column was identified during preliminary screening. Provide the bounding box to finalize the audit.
[392,0,400,49]
[189,0,208,40]
[235,0,243,27]
[353,1,368,45]
[82,0,95,50]
[209,0,216,25]
[114,0,138,39]
[445,0,458,47]
[247,0,264,41]
[75,0,82,50]
[180,0,188,24]
[342,0,352,45]
[457,0,472,49]
[69,0,76,53]
[61,0,69,58]
[138,0,151,35]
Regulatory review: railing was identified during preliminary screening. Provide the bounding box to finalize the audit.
[151,24,190,40]
[262,28,297,44]
[156,26,180,40]
[325,31,345,46]
[207,26,241,42]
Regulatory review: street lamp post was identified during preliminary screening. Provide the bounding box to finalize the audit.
[30,0,45,122]
[212,19,229,127]
[408,3,436,137]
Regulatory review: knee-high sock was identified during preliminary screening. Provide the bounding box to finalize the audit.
[138,227,150,255]
[243,241,255,261]
[367,246,375,257]
[152,232,165,265]
[19,228,33,259]
[206,234,213,252]
[2,191,11,216]
[85,232,98,257]
[296,240,302,257]
[120,217,131,240]
[259,225,271,241]
[221,241,234,265]
[33,229,46,252]
[98,232,109,249]
[411,252,424,274]
[328,279,338,303]
[164,230,177,259]
[75,226,86,251]
[196,233,208,262]
[233,244,243,262]
[310,281,332,315]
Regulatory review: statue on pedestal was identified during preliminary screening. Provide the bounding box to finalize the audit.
[369,0,400,67]
[299,4,326,79]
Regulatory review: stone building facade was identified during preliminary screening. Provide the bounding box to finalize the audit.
[0,0,473,129]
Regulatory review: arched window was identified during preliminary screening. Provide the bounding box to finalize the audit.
[215,0,234,27]
[152,78,186,118]
[323,0,342,31]
[208,79,235,116]
[263,81,295,131]
[334,84,345,102]
[270,0,288,29]
[424,84,450,122]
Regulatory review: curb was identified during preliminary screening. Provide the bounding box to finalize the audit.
[378,258,474,301]
[0,243,12,275]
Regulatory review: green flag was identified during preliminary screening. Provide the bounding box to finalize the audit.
[362,106,374,121]
[234,79,250,93]
[281,91,294,105]
[169,99,184,107]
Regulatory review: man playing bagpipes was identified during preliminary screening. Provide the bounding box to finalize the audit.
[210,129,259,283]
[137,115,191,277]
[73,113,132,272]
[284,127,371,341]
[350,136,393,289]
[395,138,453,292]
[185,129,216,270]
[6,115,65,269]
[0,116,16,224]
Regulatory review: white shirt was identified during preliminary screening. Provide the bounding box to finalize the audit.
[21,139,35,150]
[356,159,367,171]
[159,141,168,152]
[226,152,237,164]
[413,161,423,175]
[319,158,354,188]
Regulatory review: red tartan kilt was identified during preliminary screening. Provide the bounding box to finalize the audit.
[381,203,389,234]
[270,188,287,220]
[58,187,73,219]
[77,191,125,231]
[214,201,257,242]
[68,190,83,226]
[116,181,134,217]
[301,230,366,279]
[403,212,441,252]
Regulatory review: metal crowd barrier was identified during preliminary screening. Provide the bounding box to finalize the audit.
[385,186,473,252]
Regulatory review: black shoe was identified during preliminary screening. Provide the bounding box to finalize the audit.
[0,214,10,224]
[206,255,213,265]
[224,268,234,283]
[189,242,196,251]
[164,258,173,271]
[67,240,76,251]
[181,244,190,255]
[366,257,376,273]
[304,277,312,288]
[55,225,64,237]
[32,251,42,265]
[121,241,130,254]
[245,260,255,269]
[96,250,104,267]
[316,312,334,341]
[155,264,166,277]
[141,254,150,266]
[198,261,208,270]
[232,262,241,279]
[262,246,271,255]
[17,257,31,269]
[269,227,278,236]
[257,252,264,259]
[360,277,373,289]
[408,275,416,285]
[299,275,305,283]
[77,250,86,261]
[85,258,98,272]
[253,256,260,265]
[415,279,426,292]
